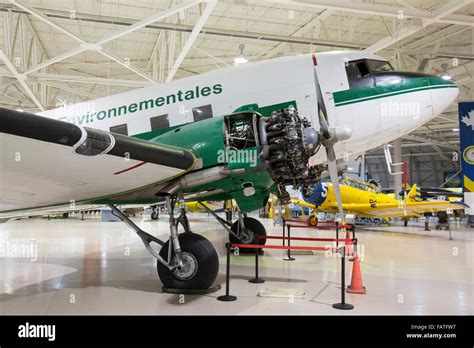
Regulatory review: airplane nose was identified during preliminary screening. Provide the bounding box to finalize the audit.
[428,75,459,117]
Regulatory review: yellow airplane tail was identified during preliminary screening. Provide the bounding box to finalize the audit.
[405,184,422,202]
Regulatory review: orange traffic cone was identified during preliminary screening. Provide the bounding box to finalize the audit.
[346,253,366,294]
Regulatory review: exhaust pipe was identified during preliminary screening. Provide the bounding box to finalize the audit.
[160,166,245,195]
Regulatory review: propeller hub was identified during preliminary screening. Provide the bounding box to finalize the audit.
[320,126,352,146]
[302,127,319,156]
[333,126,352,143]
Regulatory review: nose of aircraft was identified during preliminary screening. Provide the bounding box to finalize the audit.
[302,182,327,206]
[428,75,459,117]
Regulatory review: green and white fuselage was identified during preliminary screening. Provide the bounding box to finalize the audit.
[39,51,458,166]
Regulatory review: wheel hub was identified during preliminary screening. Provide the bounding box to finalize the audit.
[239,228,254,244]
[172,252,198,280]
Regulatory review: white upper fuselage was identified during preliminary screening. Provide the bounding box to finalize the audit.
[39,51,459,164]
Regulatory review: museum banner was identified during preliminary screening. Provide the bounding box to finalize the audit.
[458,102,474,219]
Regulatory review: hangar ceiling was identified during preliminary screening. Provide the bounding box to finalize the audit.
[0,0,473,187]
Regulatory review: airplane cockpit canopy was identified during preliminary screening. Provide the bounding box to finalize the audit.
[345,59,396,89]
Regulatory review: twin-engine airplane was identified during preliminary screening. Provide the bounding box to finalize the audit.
[0,51,458,291]
[293,179,467,222]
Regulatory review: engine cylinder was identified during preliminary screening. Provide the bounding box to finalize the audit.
[258,108,320,203]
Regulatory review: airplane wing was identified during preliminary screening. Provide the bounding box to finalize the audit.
[0,108,196,219]
[326,201,468,218]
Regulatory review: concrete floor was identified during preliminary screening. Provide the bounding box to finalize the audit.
[0,213,472,315]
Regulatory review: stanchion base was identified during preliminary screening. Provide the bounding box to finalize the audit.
[163,284,221,295]
[332,302,354,310]
[283,257,295,261]
[217,295,237,302]
[347,286,366,294]
[249,278,265,283]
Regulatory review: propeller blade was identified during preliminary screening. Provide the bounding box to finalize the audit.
[316,79,347,225]
[326,145,345,224]
[316,81,330,139]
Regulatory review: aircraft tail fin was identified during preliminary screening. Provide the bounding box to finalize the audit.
[406,184,422,202]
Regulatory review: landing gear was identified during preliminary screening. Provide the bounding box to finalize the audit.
[229,215,267,253]
[108,196,219,293]
[158,196,218,291]
[150,208,159,220]
[196,202,267,253]
[158,233,218,290]
[308,214,318,226]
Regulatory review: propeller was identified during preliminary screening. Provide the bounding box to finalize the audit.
[316,81,351,225]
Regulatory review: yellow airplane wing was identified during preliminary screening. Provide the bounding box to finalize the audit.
[324,201,467,218]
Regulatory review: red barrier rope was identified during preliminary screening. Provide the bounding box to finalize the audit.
[257,235,354,243]
[231,243,341,252]
[286,223,354,229]
[283,219,338,225]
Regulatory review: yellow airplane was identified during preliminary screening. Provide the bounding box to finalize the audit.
[292,178,467,220]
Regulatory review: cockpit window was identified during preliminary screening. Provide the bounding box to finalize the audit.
[345,60,373,88]
[345,59,394,88]
[366,60,394,73]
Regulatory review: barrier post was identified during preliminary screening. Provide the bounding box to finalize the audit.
[336,222,339,247]
[217,243,237,302]
[283,225,295,261]
[332,245,354,310]
[249,246,265,283]
[282,218,286,248]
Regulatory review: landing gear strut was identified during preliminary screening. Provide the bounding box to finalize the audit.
[109,197,219,293]
[229,214,267,253]
[197,202,267,253]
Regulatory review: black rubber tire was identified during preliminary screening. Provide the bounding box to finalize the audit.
[229,217,267,253]
[157,233,219,290]
[151,211,159,220]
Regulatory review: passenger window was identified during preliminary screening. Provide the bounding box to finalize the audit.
[109,123,128,136]
[345,60,374,89]
[150,114,169,130]
[192,104,213,122]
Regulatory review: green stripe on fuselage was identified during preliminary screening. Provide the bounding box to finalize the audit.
[333,75,457,107]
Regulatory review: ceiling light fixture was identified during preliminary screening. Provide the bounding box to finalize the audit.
[234,44,248,66]
[441,73,452,81]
